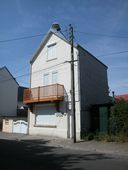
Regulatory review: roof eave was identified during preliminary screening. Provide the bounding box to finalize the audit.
[77,44,108,69]
[30,29,78,64]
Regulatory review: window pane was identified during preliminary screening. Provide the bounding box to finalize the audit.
[47,43,56,60]
[52,72,58,84]
[43,73,49,85]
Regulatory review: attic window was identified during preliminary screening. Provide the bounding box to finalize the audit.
[47,43,57,61]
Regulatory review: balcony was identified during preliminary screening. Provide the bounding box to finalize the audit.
[23,84,64,104]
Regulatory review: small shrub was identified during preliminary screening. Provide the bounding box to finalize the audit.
[87,133,94,140]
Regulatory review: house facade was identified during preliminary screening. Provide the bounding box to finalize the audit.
[24,24,109,139]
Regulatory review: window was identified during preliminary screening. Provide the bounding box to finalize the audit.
[52,71,58,84]
[47,43,56,60]
[43,73,49,85]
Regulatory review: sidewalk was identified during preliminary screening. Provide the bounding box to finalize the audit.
[0,132,128,157]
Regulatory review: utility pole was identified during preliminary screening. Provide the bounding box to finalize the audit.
[69,24,76,143]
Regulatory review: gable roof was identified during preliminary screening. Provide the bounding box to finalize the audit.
[30,25,107,69]
[30,28,70,64]
[77,45,108,68]
[0,66,19,86]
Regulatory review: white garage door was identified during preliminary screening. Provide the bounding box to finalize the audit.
[13,120,28,134]
[35,104,57,126]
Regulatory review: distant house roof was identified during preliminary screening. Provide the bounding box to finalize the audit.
[115,94,128,101]
[0,66,19,86]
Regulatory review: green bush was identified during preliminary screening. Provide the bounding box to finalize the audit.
[94,132,113,142]
[82,132,94,141]
[93,132,128,142]
[109,99,128,136]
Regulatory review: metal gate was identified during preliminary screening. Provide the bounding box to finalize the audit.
[13,120,28,134]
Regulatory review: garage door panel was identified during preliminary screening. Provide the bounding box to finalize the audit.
[36,104,56,126]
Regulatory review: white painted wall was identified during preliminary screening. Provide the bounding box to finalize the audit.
[29,33,81,139]
[0,67,18,116]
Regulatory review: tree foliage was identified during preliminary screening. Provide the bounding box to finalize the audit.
[109,99,128,136]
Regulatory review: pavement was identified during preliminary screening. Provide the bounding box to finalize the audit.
[0,132,128,157]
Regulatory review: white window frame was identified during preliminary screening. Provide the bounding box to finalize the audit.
[52,71,58,84]
[47,43,57,61]
[43,73,49,86]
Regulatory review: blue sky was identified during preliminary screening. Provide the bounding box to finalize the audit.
[0,0,128,95]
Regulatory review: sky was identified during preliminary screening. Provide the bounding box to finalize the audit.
[0,0,128,96]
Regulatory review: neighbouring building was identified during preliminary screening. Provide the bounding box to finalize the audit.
[115,94,128,101]
[0,66,19,117]
[0,66,28,133]
[24,23,109,140]
[17,86,28,117]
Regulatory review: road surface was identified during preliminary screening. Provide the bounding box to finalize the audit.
[0,138,128,170]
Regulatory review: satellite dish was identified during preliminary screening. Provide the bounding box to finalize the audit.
[52,23,61,31]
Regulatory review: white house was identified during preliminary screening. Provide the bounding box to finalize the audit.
[24,24,109,140]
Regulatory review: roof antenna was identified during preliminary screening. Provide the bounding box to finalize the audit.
[52,22,67,40]
[52,22,61,31]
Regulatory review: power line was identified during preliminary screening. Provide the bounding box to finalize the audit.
[1,48,128,85]
[99,50,128,57]
[0,39,70,85]
[0,61,67,84]
[1,29,128,44]
[0,30,66,44]
[0,33,46,43]
[75,30,128,39]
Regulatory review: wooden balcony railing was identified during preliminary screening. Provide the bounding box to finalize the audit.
[23,84,64,104]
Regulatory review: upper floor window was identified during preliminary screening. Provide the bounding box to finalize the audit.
[47,43,57,61]
[43,73,49,86]
[52,71,58,84]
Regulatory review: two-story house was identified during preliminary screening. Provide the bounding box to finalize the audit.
[24,24,109,140]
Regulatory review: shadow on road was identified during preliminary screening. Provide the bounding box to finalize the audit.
[0,138,112,170]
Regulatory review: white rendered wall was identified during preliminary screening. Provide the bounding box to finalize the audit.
[29,34,81,139]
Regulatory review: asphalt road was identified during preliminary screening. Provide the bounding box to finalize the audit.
[0,138,128,170]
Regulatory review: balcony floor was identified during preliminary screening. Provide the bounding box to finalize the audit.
[24,96,64,104]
